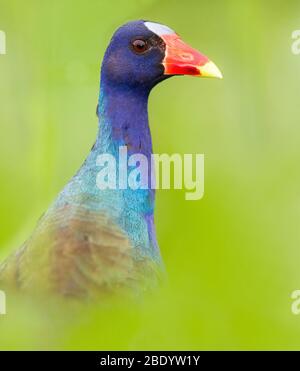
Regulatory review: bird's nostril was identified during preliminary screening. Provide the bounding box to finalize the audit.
[181,53,193,61]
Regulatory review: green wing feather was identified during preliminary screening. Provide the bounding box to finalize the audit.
[0,205,161,299]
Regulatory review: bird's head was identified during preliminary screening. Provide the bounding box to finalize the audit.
[101,20,223,90]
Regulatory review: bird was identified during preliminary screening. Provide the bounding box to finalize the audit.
[0,20,222,299]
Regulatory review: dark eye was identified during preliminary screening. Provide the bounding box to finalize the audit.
[132,39,148,54]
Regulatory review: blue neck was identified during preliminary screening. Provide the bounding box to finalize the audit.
[97,77,153,157]
[96,75,155,212]
[53,76,160,262]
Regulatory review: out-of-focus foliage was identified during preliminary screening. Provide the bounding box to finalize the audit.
[1,0,300,349]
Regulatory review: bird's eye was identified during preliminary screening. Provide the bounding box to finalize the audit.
[132,39,149,54]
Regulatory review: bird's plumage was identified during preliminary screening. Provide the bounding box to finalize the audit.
[0,20,222,299]
[0,203,161,298]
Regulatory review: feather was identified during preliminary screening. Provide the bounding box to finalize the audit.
[0,204,161,298]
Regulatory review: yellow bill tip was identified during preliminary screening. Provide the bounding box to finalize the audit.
[198,61,223,79]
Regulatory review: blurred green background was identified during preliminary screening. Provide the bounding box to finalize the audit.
[1,0,300,349]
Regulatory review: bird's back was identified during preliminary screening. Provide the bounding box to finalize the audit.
[0,203,161,299]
